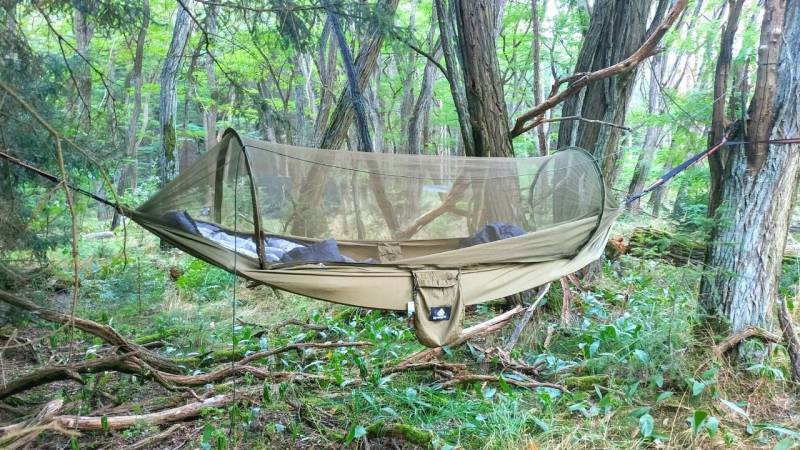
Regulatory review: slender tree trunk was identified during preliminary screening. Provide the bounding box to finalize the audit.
[158,1,194,189]
[555,0,654,185]
[111,0,149,230]
[312,19,338,146]
[627,54,665,211]
[700,0,800,354]
[73,5,95,126]
[203,4,219,150]
[531,0,547,156]
[290,0,399,237]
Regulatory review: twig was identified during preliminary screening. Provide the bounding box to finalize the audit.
[712,325,782,357]
[272,319,328,333]
[238,341,371,365]
[504,283,551,352]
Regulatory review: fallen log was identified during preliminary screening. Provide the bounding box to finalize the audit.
[609,227,800,266]
[0,290,179,373]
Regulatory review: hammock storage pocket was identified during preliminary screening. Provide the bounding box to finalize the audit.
[412,270,464,347]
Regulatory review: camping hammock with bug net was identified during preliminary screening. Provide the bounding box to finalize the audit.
[122,128,619,346]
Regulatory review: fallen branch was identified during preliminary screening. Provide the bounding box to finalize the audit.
[238,341,372,365]
[381,361,467,377]
[510,0,688,137]
[395,305,525,369]
[0,400,76,449]
[504,283,551,351]
[713,326,782,357]
[272,319,328,333]
[1,394,238,433]
[129,424,183,450]
[0,290,179,373]
[437,373,566,391]
[0,352,141,400]
[777,299,800,381]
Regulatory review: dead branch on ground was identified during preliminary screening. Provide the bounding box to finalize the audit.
[0,290,179,373]
[504,282,551,351]
[713,326,782,357]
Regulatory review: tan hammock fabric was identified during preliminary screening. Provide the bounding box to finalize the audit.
[129,129,619,311]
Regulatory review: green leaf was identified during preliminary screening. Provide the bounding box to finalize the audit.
[719,398,748,419]
[639,413,655,438]
[653,373,665,388]
[70,437,80,450]
[629,406,651,418]
[692,410,708,435]
[706,416,719,436]
[100,415,109,432]
[633,349,649,362]
[692,380,705,396]
[773,438,797,450]
[656,391,673,403]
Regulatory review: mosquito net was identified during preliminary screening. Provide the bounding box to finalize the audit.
[136,129,607,268]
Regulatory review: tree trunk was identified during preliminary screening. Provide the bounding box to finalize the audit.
[555,0,653,185]
[111,0,149,230]
[72,5,95,125]
[627,53,665,211]
[453,0,513,158]
[706,0,746,217]
[203,4,219,150]
[158,1,194,189]
[290,0,399,237]
[434,0,474,156]
[531,0,547,156]
[700,0,800,354]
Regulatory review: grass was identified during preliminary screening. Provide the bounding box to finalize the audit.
[3,219,799,449]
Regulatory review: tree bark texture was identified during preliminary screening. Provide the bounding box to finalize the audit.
[158,1,194,188]
[707,0,746,217]
[555,0,653,185]
[700,0,799,339]
[453,0,513,158]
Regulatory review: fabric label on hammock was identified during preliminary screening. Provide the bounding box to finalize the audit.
[429,306,451,321]
[412,270,464,347]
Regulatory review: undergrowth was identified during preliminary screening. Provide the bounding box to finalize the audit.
[3,221,799,449]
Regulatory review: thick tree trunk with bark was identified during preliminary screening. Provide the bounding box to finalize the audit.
[700,0,800,348]
[555,0,653,185]
[453,0,512,158]
[158,1,194,188]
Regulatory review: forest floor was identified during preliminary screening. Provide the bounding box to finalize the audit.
[1,219,799,449]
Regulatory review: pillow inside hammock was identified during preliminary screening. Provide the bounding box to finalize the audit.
[459,222,525,248]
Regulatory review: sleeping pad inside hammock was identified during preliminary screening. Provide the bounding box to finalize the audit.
[128,129,619,346]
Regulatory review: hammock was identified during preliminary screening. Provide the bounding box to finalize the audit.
[124,129,619,345]
[1,128,619,346]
